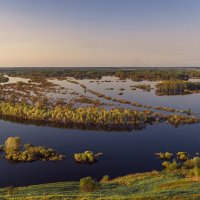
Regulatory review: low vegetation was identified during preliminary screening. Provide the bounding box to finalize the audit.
[1,170,200,199]
[157,151,200,179]
[0,102,198,131]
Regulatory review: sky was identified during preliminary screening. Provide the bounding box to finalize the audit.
[0,0,200,67]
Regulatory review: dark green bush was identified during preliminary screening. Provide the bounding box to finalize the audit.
[80,177,99,192]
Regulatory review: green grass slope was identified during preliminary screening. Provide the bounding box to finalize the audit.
[1,171,200,200]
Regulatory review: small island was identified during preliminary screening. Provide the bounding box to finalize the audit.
[0,137,65,162]
[74,151,103,163]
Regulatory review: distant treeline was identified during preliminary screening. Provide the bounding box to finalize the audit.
[6,68,200,81]
[115,70,190,81]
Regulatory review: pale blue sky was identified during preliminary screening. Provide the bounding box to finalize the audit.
[0,0,200,67]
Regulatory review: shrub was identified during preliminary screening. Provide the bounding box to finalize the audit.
[165,160,178,172]
[80,177,99,192]
[183,159,195,169]
[192,157,200,168]
[162,161,170,168]
[100,175,110,183]
[188,166,200,177]
[5,137,21,153]
[160,153,200,176]
[177,152,188,161]
[155,152,173,160]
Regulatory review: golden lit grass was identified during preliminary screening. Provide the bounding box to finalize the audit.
[1,171,199,200]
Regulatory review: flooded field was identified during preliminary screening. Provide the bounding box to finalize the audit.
[0,72,199,186]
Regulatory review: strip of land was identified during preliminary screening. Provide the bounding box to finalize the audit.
[1,171,200,200]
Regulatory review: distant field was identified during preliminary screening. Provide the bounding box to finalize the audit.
[1,171,200,200]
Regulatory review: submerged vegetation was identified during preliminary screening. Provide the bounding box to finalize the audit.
[1,137,64,162]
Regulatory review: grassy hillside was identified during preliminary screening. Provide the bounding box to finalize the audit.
[1,171,200,200]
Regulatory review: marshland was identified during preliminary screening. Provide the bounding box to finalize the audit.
[0,67,199,192]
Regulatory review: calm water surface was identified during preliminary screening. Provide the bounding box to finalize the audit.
[0,120,200,187]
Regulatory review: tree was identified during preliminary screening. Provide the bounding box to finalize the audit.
[5,137,21,153]
[80,177,99,192]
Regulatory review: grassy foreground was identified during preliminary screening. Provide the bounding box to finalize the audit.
[1,171,200,200]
